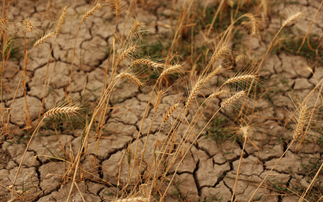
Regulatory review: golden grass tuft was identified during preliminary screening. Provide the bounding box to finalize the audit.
[185,79,204,109]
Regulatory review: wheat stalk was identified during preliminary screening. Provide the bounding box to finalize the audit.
[221,91,245,108]
[293,105,307,141]
[163,103,179,123]
[33,32,55,47]
[132,59,164,68]
[116,45,137,66]
[116,72,143,86]
[81,3,101,23]
[56,6,67,36]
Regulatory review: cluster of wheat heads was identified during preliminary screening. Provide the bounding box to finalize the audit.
[1,0,323,201]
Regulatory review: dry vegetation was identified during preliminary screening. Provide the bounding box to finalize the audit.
[1,0,323,201]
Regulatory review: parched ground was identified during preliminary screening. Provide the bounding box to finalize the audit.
[1,0,323,201]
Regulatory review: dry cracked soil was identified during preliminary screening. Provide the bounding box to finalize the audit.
[1,0,323,201]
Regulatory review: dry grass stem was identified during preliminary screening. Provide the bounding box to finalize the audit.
[221,91,246,108]
[116,72,143,86]
[116,45,137,66]
[33,32,54,47]
[163,103,179,123]
[132,59,164,68]
[81,3,101,23]
[56,6,67,36]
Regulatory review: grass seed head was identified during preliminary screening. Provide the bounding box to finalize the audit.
[221,91,246,108]
[282,10,302,27]
[56,6,67,36]
[163,103,179,123]
[81,3,101,23]
[293,105,308,141]
[159,64,183,79]
[116,72,143,86]
[33,32,55,47]
[116,45,137,66]
[43,106,80,119]
[132,59,164,69]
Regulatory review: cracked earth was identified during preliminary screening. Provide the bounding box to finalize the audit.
[1,0,323,201]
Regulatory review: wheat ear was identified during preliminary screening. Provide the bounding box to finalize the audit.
[81,3,101,23]
[116,72,143,86]
[159,65,183,79]
[130,21,141,36]
[185,79,204,109]
[114,197,148,202]
[221,91,246,108]
[209,90,228,98]
[154,91,163,113]
[22,20,33,32]
[293,105,307,141]
[43,106,80,119]
[245,13,257,36]
[116,45,137,66]
[282,11,302,27]
[235,55,247,63]
[163,103,179,123]
[224,75,256,85]
[204,65,222,84]
[209,45,229,64]
[132,59,165,68]
[33,32,55,47]
[56,6,67,36]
